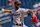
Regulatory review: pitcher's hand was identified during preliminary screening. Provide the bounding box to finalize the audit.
[1,8,5,12]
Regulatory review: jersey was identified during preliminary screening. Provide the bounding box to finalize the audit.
[12,8,29,24]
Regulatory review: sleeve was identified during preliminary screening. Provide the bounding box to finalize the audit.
[11,9,15,14]
[17,8,29,13]
[14,8,29,13]
[21,8,29,13]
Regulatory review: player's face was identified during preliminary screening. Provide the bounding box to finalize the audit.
[15,4,20,9]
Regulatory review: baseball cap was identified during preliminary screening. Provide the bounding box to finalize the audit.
[14,1,21,5]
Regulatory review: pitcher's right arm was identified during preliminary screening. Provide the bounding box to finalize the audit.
[1,8,12,13]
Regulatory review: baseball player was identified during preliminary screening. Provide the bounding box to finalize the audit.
[1,1,34,27]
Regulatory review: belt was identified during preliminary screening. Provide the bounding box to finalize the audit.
[13,24,22,26]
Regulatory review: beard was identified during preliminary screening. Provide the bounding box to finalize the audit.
[16,7,19,9]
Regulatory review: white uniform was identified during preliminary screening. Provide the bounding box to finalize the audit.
[12,8,29,24]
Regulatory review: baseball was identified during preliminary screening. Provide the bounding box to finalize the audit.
[2,8,5,12]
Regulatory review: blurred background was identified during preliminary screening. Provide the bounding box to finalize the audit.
[0,0,40,10]
[0,0,40,27]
